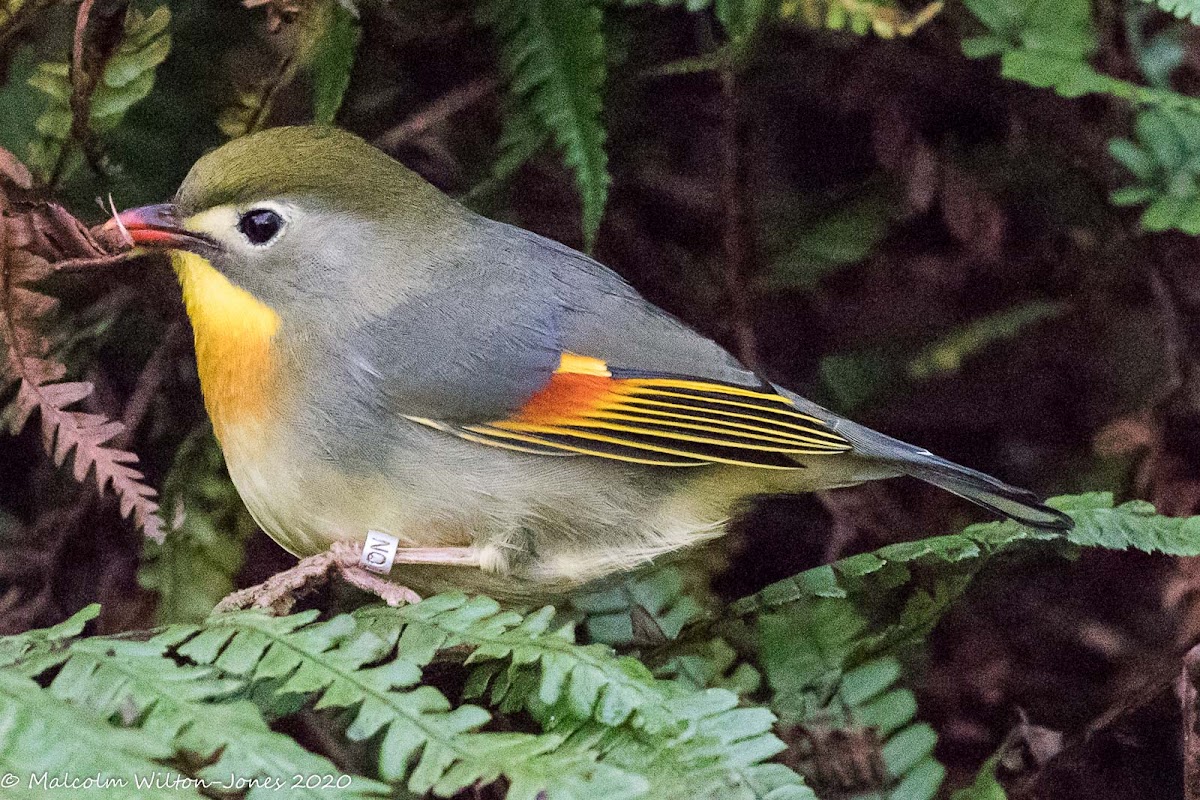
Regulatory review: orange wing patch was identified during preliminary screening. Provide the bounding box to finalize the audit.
[409,354,853,468]
[513,354,614,423]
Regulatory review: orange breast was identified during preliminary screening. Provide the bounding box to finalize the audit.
[172,252,282,442]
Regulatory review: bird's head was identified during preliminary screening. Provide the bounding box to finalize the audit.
[109,125,464,326]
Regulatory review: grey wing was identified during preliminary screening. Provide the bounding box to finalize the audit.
[503,228,1069,529]
[435,226,854,466]
[340,227,565,423]
[530,231,766,388]
[337,219,850,465]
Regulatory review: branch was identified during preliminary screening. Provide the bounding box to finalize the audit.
[48,0,130,188]
[374,77,498,150]
[717,68,760,370]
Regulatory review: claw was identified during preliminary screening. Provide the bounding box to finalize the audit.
[213,540,421,615]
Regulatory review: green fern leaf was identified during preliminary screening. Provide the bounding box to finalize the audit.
[1109,108,1200,233]
[26,5,171,180]
[354,597,808,798]
[42,637,387,799]
[159,607,650,798]
[480,0,610,247]
[1145,0,1200,24]
[356,596,683,732]
[0,603,97,671]
[553,695,813,799]
[571,564,705,647]
[727,492,1197,620]
[762,604,944,798]
[657,636,762,695]
[311,0,361,125]
[0,669,194,800]
[951,751,1008,800]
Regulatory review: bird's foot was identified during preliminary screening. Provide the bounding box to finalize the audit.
[214,540,421,615]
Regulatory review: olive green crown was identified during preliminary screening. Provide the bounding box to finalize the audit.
[175,125,451,219]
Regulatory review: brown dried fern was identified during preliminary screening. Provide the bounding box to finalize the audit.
[0,154,163,542]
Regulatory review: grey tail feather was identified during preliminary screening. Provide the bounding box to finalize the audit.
[899,455,1073,532]
[771,387,1073,532]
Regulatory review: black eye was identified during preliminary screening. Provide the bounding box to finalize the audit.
[237,208,284,245]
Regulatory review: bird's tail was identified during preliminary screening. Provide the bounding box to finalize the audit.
[775,387,1073,532]
[897,453,1072,532]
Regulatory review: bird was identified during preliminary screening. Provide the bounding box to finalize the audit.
[107,125,1071,612]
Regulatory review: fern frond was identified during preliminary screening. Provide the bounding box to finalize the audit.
[156,607,649,797]
[356,598,807,798]
[1144,0,1200,24]
[0,603,97,671]
[480,0,610,248]
[762,602,943,798]
[311,0,361,125]
[0,669,192,800]
[725,492,1180,619]
[44,638,388,799]
[570,564,705,647]
[547,693,813,799]
[355,595,690,732]
[962,0,1200,114]
[26,5,171,182]
[0,205,163,541]
[657,636,762,695]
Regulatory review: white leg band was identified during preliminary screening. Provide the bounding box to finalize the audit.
[360,530,400,574]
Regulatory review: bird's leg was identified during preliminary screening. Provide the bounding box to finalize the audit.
[214,542,484,615]
[388,546,483,566]
[214,547,345,615]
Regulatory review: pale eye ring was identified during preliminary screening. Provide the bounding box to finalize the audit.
[237,208,284,246]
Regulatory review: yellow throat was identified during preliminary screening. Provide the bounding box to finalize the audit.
[172,251,282,441]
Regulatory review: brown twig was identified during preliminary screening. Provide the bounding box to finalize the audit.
[48,0,129,189]
[113,321,184,450]
[717,68,760,371]
[374,77,498,151]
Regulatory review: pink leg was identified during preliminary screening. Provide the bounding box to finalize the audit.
[214,542,480,615]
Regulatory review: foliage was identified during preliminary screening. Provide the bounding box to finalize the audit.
[951,752,1007,800]
[1144,0,1200,25]
[960,0,1200,233]
[0,593,814,799]
[569,563,706,646]
[0,191,163,541]
[653,493,1200,797]
[0,495,1193,798]
[1108,108,1200,232]
[311,2,361,126]
[139,427,257,623]
[27,5,171,184]
[479,0,610,248]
